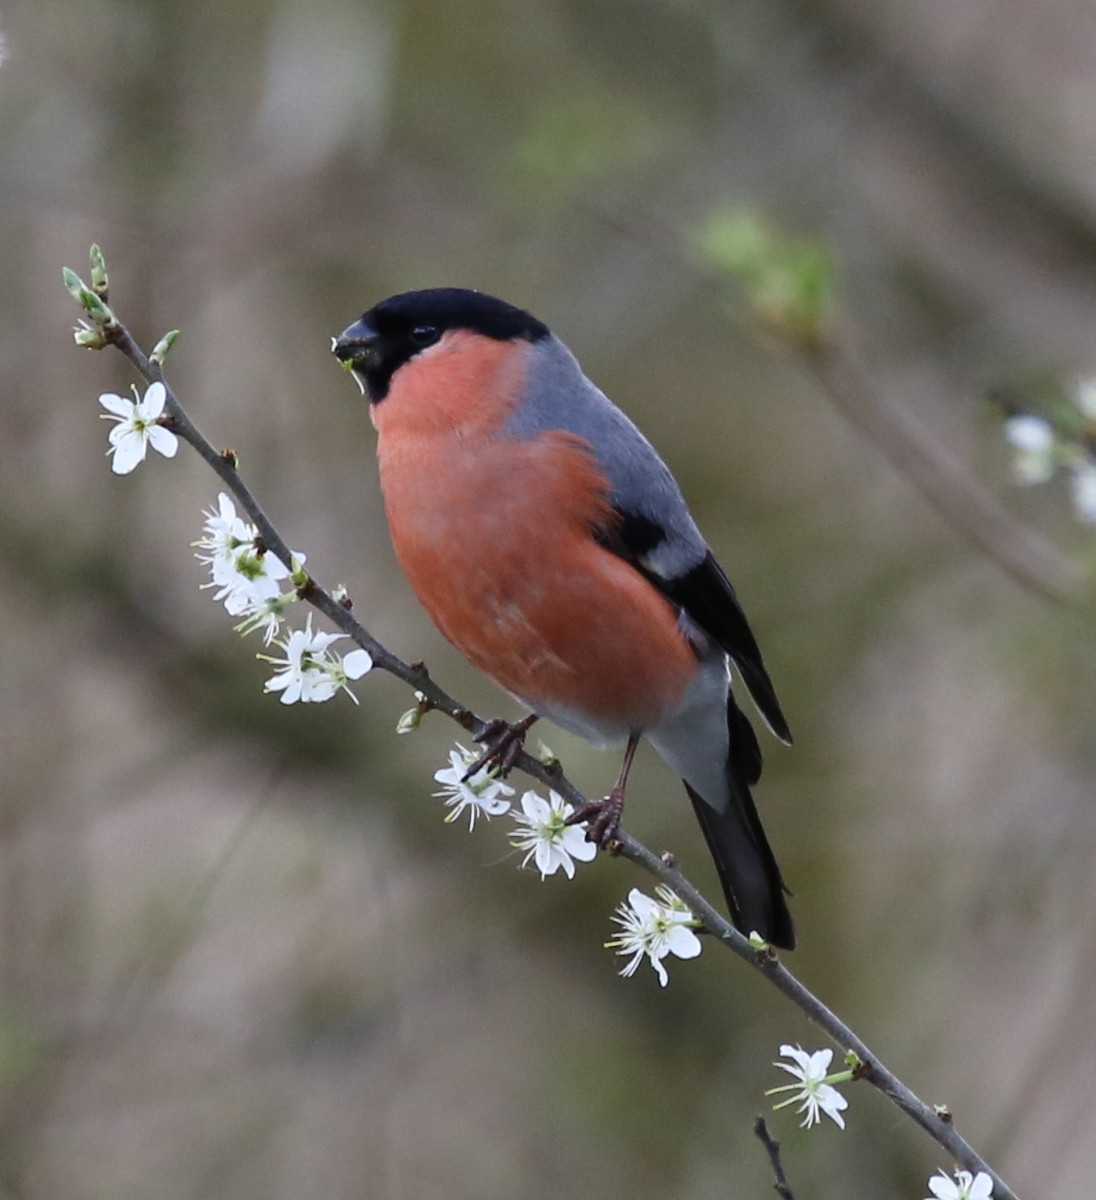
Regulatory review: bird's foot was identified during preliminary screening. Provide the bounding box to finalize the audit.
[566,732,639,847]
[566,787,625,847]
[463,714,538,782]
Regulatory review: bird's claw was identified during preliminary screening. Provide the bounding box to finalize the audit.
[463,714,538,782]
[566,788,625,846]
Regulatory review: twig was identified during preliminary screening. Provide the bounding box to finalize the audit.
[589,202,1093,615]
[80,304,1021,1200]
[616,834,1012,1195]
[753,1116,796,1200]
[803,334,1090,610]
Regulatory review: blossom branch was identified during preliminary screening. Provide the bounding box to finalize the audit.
[613,834,1017,1200]
[97,318,497,739]
[66,262,1021,1200]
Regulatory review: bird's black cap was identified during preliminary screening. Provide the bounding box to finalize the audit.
[333,288,550,401]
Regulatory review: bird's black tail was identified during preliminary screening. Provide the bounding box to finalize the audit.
[684,699,795,949]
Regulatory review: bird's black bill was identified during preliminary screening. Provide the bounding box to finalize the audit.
[331,320,379,370]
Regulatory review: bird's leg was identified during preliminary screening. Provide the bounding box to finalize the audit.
[567,732,641,845]
[463,713,539,782]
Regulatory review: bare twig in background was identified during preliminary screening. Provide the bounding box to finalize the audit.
[803,333,1090,609]
[69,280,1021,1200]
[753,1116,796,1200]
[591,202,1094,615]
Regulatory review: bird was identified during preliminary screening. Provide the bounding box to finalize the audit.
[332,288,796,948]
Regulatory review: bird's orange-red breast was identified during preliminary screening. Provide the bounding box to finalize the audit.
[372,330,699,736]
[334,289,796,947]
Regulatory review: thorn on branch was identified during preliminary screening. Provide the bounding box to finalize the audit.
[220,448,239,468]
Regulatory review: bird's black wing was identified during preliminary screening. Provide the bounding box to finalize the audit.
[597,509,792,746]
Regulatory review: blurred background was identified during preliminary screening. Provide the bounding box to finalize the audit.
[4,1,1096,1197]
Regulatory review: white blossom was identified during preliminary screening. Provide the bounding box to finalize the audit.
[213,548,290,617]
[606,886,702,986]
[194,493,253,586]
[767,1044,850,1130]
[925,1168,993,1200]
[99,381,178,474]
[509,790,597,879]
[194,493,304,631]
[433,744,515,829]
[261,616,372,704]
[232,591,296,645]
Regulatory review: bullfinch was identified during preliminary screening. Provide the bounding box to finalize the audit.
[333,288,796,949]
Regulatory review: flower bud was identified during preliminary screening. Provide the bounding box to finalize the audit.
[89,244,109,298]
[73,321,107,349]
[150,329,179,365]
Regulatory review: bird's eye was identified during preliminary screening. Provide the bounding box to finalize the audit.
[409,324,440,348]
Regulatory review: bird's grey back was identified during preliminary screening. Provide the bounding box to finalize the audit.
[502,335,708,581]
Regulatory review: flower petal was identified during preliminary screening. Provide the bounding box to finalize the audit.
[534,839,556,878]
[807,1048,833,1077]
[146,425,179,458]
[142,381,167,419]
[110,432,146,474]
[968,1174,993,1200]
[778,1045,813,1072]
[627,888,659,917]
[561,826,598,862]
[342,649,373,679]
[520,791,548,821]
[927,1173,959,1200]
[664,924,702,960]
[99,392,134,417]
